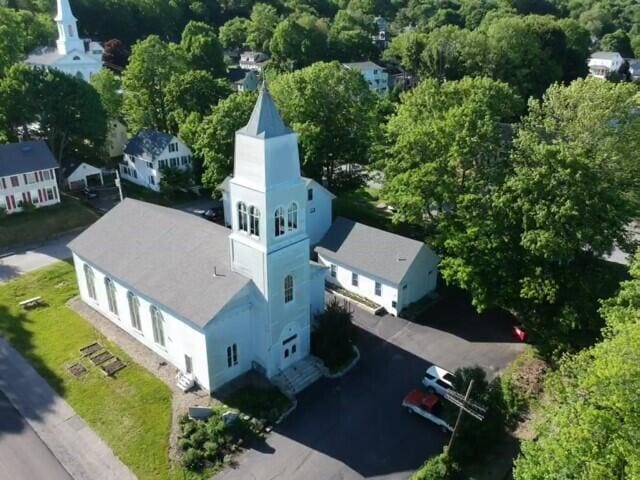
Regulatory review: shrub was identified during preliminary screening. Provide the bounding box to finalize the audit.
[189,423,209,449]
[412,452,461,480]
[178,437,194,451]
[311,298,356,372]
[183,448,205,471]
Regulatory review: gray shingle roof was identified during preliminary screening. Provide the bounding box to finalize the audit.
[0,140,58,177]
[343,61,384,71]
[315,217,437,285]
[68,199,251,328]
[237,85,292,139]
[124,130,174,159]
[25,46,65,66]
[590,51,621,60]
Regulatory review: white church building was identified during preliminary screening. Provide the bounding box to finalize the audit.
[69,86,439,394]
[25,0,103,81]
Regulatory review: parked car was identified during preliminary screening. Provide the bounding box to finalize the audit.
[422,365,455,396]
[402,389,453,432]
[201,205,222,222]
[512,324,527,342]
[82,187,98,199]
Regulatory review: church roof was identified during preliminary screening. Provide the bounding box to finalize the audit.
[238,85,292,139]
[315,217,439,285]
[124,130,176,159]
[68,199,251,328]
[0,140,58,177]
[26,47,65,66]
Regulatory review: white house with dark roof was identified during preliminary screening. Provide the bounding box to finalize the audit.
[70,86,327,393]
[315,217,439,316]
[588,52,624,79]
[120,130,193,192]
[239,51,270,72]
[0,140,60,214]
[25,0,103,82]
[343,61,389,95]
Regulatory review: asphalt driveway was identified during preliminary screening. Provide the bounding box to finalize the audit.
[217,294,525,480]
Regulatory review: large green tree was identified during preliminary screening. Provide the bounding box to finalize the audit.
[269,61,377,187]
[514,252,640,479]
[269,14,328,70]
[219,17,249,50]
[0,7,54,76]
[90,69,123,120]
[246,3,279,51]
[122,35,182,133]
[179,21,226,77]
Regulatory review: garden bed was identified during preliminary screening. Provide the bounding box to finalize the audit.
[222,385,292,425]
[325,282,384,314]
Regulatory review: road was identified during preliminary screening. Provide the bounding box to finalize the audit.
[0,391,72,480]
[0,232,76,283]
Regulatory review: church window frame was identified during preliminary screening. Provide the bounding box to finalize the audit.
[150,305,166,348]
[67,25,74,37]
[274,206,285,237]
[104,277,118,315]
[227,344,238,367]
[84,264,96,300]
[237,202,248,232]
[287,202,298,232]
[249,206,260,237]
[127,291,142,332]
[284,275,294,303]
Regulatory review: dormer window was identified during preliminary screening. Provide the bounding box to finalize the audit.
[287,202,298,231]
[237,202,248,232]
[249,206,260,237]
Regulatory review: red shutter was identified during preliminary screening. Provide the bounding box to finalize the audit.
[21,192,27,204]
[26,191,32,204]
[7,195,14,210]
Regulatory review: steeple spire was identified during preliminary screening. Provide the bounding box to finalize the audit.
[239,83,292,139]
[55,0,84,55]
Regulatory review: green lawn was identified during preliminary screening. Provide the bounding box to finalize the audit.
[0,195,99,249]
[0,262,187,480]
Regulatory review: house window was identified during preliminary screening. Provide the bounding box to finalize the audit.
[168,142,178,153]
[287,202,298,231]
[10,176,19,187]
[105,277,118,315]
[352,272,359,287]
[42,170,51,181]
[375,281,382,296]
[237,202,248,232]
[284,275,294,303]
[146,161,153,168]
[46,188,55,201]
[403,284,408,290]
[149,176,155,185]
[227,344,238,367]
[158,160,167,169]
[249,206,260,237]
[127,291,142,331]
[170,157,178,168]
[307,188,313,201]
[392,301,397,309]
[150,306,166,347]
[330,264,336,278]
[25,173,37,184]
[274,207,285,237]
[84,264,96,300]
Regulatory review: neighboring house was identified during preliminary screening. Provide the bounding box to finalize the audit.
[373,17,389,48]
[228,69,259,92]
[107,119,128,158]
[70,86,327,392]
[315,217,440,316]
[387,65,417,91]
[25,0,103,82]
[239,51,270,72]
[628,59,640,81]
[63,162,104,190]
[220,175,334,245]
[588,52,624,79]
[120,130,193,192]
[0,140,60,213]
[343,61,389,95]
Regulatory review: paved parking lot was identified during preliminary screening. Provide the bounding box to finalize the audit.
[217,295,525,480]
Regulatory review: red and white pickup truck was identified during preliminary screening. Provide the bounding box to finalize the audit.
[402,389,453,432]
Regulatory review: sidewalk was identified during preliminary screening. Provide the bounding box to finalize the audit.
[0,337,136,480]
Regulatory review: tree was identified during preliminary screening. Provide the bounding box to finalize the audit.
[165,70,233,132]
[269,61,377,187]
[0,7,54,75]
[102,38,130,70]
[90,69,123,120]
[383,32,429,74]
[513,253,640,479]
[122,35,182,133]
[159,166,194,197]
[179,21,226,77]
[557,18,590,81]
[196,91,257,191]
[599,28,634,58]
[328,10,377,62]
[269,14,328,70]
[246,3,279,52]
[381,77,522,225]
[311,298,356,372]
[219,17,249,50]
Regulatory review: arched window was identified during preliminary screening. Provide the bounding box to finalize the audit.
[237,202,248,232]
[274,207,285,237]
[287,203,298,232]
[84,264,96,300]
[150,306,165,347]
[249,206,260,237]
[104,277,118,315]
[127,291,142,331]
[67,25,74,37]
[284,275,294,303]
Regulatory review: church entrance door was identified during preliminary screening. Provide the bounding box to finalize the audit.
[281,333,298,369]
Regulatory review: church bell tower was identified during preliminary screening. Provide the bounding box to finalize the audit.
[55,0,85,55]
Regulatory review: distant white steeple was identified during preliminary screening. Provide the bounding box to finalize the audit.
[55,0,85,55]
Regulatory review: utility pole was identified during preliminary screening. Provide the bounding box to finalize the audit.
[115,168,124,202]
[444,379,486,452]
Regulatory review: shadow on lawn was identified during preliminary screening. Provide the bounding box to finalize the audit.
[0,304,65,436]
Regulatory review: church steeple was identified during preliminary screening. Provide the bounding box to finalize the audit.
[55,0,84,55]
[239,84,292,139]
